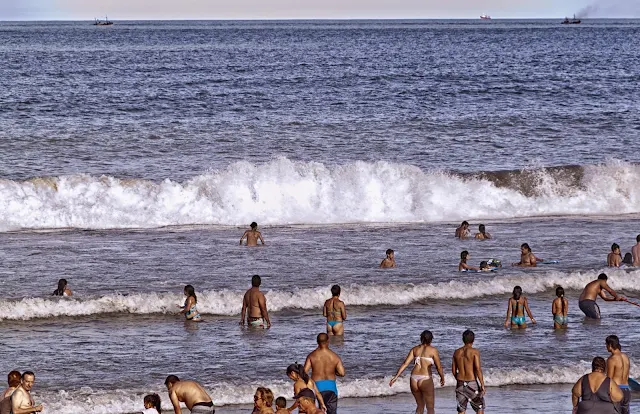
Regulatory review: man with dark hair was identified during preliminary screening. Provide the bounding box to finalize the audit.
[512,243,543,267]
[323,285,346,336]
[0,371,21,414]
[578,273,625,319]
[295,388,324,414]
[240,275,271,328]
[633,234,640,266]
[452,330,485,414]
[164,375,214,414]
[10,371,43,414]
[572,357,622,413]
[240,222,265,246]
[380,249,396,268]
[304,333,345,414]
[455,221,470,239]
[606,335,631,414]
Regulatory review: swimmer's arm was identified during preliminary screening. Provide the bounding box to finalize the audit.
[259,294,271,327]
[323,301,328,318]
[551,299,558,315]
[239,295,247,325]
[530,255,537,267]
[303,356,311,375]
[239,230,248,245]
[309,379,327,410]
[169,390,182,414]
[524,297,536,323]
[600,284,620,301]
[504,299,512,327]
[433,349,445,386]
[180,297,193,314]
[336,357,345,377]
[379,259,386,268]
[340,302,347,320]
[473,352,485,392]
[571,378,582,408]
[390,350,413,385]
[258,232,265,245]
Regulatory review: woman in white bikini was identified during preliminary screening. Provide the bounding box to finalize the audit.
[389,330,445,414]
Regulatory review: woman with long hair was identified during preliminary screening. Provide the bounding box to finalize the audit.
[286,363,326,412]
[180,285,202,321]
[458,251,479,271]
[141,393,161,414]
[389,330,445,414]
[52,279,72,296]
[504,286,536,329]
[552,286,569,329]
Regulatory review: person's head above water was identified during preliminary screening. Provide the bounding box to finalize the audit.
[331,285,341,297]
[556,286,565,298]
[521,243,531,253]
[184,285,196,301]
[386,249,394,256]
[317,332,329,345]
[7,370,21,387]
[461,221,469,228]
[479,261,489,270]
[637,234,640,243]
[420,330,433,345]
[53,278,68,296]
[250,222,258,230]
[512,286,523,300]
[251,274,261,287]
[591,356,606,372]
[598,273,608,281]
[611,243,620,253]
[460,250,469,262]
[623,253,633,264]
[462,329,475,344]
[606,335,621,351]
[478,224,486,234]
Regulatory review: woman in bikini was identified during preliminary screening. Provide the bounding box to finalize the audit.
[504,286,536,329]
[389,330,445,414]
[323,285,346,336]
[552,286,569,329]
[180,285,202,322]
[285,363,327,413]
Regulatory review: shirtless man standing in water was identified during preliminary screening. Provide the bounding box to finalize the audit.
[606,335,631,414]
[240,222,265,246]
[633,235,640,266]
[323,285,346,336]
[240,275,271,328]
[304,333,345,414]
[10,371,43,414]
[380,249,396,268]
[452,330,485,414]
[512,243,542,267]
[164,375,215,414]
[578,273,624,319]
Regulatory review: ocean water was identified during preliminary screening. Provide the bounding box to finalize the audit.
[1,19,640,414]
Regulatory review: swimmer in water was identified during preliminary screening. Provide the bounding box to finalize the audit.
[512,243,543,267]
[504,286,536,329]
[474,224,491,240]
[52,278,73,296]
[578,273,624,319]
[455,221,470,239]
[240,222,265,246]
[180,285,202,322]
[607,243,622,267]
[622,253,633,265]
[380,249,396,268]
[459,251,479,271]
[552,286,568,329]
[323,285,346,336]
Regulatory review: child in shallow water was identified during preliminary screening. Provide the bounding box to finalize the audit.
[459,250,479,271]
[504,286,536,329]
[552,286,569,329]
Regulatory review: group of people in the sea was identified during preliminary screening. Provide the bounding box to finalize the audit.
[4,221,639,413]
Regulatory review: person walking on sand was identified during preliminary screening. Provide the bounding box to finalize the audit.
[164,375,214,414]
[453,330,485,414]
[323,285,346,336]
[389,330,445,414]
[303,333,345,414]
[606,335,631,414]
[504,286,536,329]
[240,275,271,328]
[380,249,396,268]
[552,286,568,329]
[578,273,624,319]
[240,222,265,246]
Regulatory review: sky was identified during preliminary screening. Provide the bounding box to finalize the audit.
[0,0,639,20]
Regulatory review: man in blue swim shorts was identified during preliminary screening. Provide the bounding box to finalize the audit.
[304,333,345,414]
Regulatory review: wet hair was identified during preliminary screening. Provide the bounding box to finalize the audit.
[556,286,566,316]
[460,250,469,263]
[420,330,433,345]
[53,278,68,296]
[252,274,261,287]
[386,249,394,255]
[8,371,21,387]
[478,224,486,235]
[21,371,35,380]
[637,234,640,242]
[623,253,633,264]
[592,357,606,372]
[611,243,620,252]
[251,222,258,229]
[512,286,523,300]
[164,375,180,386]
[598,273,608,281]
[479,261,488,270]
[331,285,341,297]
[184,285,197,304]
[462,329,475,344]
[461,221,469,226]
[317,333,329,344]
[521,243,531,253]
[286,363,309,383]
[606,335,621,351]
[275,396,287,409]
[143,393,162,414]
[256,387,274,407]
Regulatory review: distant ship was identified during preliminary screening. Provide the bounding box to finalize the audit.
[561,14,581,24]
[93,16,113,26]
[480,14,491,20]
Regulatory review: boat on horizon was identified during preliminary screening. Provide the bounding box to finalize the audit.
[93,16,113,26]
[480,14,491,20]
[561,14,581,24]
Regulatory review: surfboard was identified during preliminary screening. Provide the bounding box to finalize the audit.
[461,268,498,273]
[628,377,640,391]
[539,260,559,264]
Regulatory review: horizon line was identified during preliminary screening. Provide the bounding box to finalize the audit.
[1,17,637,22]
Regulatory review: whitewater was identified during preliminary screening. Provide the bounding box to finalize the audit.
[1,158,639,231]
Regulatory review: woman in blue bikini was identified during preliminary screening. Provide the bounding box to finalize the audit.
[504,286,536,329]
[323,285,346,336]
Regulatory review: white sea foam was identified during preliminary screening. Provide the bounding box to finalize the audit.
[34,361,640,413]
[1,158,639,231]
[3,269,638,321]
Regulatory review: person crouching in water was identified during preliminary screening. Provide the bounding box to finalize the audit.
[180,285,202,322]
[552,286,568,329]
[504,286,536,329]
[459,251,479,271]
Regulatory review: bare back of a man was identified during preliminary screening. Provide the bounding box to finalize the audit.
[240,223,265,246]
[240,275,271,328]
[165,377,213,414]
[606,335,631,414]
[633,236,640,266]
[304,334,345,414]
[452,330,485,414]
